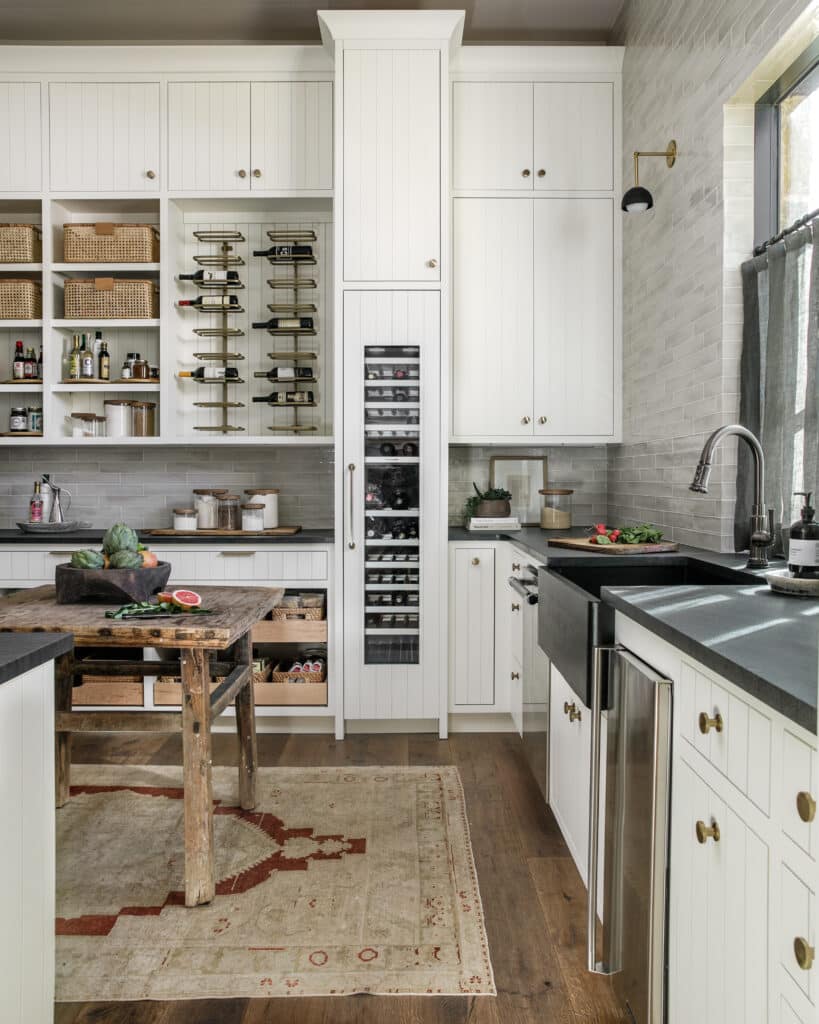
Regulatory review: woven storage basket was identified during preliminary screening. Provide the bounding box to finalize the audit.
[0,279,42,319]
[270,597,326,622]
[0,224,42,263]
[64,278,158,319]
[63,223,160,263]
[271,661,326,684]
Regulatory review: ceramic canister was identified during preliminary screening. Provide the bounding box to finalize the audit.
[244,488,279,529]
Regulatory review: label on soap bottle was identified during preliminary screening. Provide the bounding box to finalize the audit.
[788,539,819,566]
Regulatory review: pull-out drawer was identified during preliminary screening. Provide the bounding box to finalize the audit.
[780,860,816,1006]
[118,546,328,583]
[678,660,772,814]
[781,729,817,860]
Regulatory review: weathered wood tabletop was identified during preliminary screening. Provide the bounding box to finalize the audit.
[0,584,283,648]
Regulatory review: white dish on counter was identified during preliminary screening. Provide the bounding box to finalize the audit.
[16,520,91,534]
[766,569,819,597]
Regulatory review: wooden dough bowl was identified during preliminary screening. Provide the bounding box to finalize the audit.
[54,561,172,604]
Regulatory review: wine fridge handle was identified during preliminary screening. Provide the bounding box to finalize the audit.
[347,463,356,550]
[587,644,614,975]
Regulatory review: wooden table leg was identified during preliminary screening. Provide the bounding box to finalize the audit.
[233,630,257,811]
[181,647,214,907]
[54,651,73,808]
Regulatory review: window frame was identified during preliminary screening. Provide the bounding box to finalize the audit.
[754,36,819,248]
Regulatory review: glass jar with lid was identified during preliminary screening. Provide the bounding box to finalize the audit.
[193,488,228,529]
[539,488,574,530]
[173,508,197,531]
[217,493,241,531]
[244,488,279,528]
[241,502,265,532]
[131,401,156,437]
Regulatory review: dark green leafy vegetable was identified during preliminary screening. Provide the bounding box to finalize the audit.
[616,524,664,545]
[105,600,212,620]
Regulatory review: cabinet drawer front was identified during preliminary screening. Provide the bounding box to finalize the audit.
[680,661,772,813]
[782,729,817,860]
[148,547,328,582]
[780,862,816,1004]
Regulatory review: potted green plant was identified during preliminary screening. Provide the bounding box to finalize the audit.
[463,482,513,521]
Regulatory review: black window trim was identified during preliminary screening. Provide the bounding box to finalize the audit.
[754,36,819,248]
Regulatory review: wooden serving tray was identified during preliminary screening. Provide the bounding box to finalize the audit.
[145,526,301,537]
[548,536,680,555]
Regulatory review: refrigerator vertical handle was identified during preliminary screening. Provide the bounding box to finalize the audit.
[588,644,612,975]
[347,464,356,550]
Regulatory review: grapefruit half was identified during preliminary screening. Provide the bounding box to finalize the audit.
[171,589,202,609]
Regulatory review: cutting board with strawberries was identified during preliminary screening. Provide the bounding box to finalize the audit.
[548,536,680,555]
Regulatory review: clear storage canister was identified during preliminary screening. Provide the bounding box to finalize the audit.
[539,488,574,530]
[244,488,279,529]
[193,488,227,529]
[217,493,241,531]
[173,507,197,531]
[131,401,156,437]
[104,399,132,438]
[241,502,265,532]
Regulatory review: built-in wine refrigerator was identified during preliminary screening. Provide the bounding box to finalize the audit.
[342,291,443,722]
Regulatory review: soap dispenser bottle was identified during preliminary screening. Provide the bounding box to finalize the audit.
[788,492,819,578]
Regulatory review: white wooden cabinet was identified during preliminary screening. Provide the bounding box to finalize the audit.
[0,83,41,191]
[49,82,160,192]
[452,80,613,192]
[449,545,495,706]
[168,81,251,191]
[453,196,615,440]
[342,49,441,282]
[549,664,591,877]
[250,82,333,191]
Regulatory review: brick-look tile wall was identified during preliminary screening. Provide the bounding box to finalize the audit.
[0,446,334,530]
[610,0,812,550]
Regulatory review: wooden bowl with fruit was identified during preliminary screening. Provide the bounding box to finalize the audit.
[55,523,171,604]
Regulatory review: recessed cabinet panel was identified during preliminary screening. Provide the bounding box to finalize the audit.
[452,198,534,436]
[450,547,495,706]
[452,82,533,190]
[168,82,251,191]
[0,83,41,191]
[782,729,817,859]
[343,49,440,282]
[549,665,591,877]
[533,197,614,436]
[250,82,332,191]
[49,82,160,192]
[533,82,614,191]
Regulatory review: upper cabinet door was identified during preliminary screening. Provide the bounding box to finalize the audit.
[452,82,533,190]
[452,198,534,438]
[533,198,614,437]
[168,82,251,191]
[533,82,614,191]
[250,82,332,191]
[0,83,41,191]
[49,83,160,192]
[343,49,440,282]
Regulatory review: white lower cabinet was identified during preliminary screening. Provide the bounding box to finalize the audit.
[548,664,591,877]
[449,545,495,707]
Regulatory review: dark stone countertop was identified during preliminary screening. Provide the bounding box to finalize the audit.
[0,632,73,687]
[603,583,817,734]
[0,528,335,546]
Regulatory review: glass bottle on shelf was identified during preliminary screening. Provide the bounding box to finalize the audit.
[68,335,81,380]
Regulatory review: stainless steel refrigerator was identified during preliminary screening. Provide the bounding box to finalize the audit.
[587,645,673,1024]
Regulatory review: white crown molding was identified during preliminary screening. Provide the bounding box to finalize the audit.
[317,10,465,55]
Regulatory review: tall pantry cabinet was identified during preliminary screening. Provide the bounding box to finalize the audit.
[319,11,462,733]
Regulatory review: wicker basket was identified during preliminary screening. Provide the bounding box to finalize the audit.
[0,279,42,319]
[270,661,326,684]
[64,278,159,319]
[0,224,42,263]
[63,223,160,263]
[270,597,326,622]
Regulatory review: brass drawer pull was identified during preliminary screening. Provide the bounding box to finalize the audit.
[698,711,723,734]
[695,819,720,844]
[511,602,520,612]
[511,671,520,680]
[218,550,256,557]
[563,701,581,723]
[797,790,816,823]
[794,936,815,971]
[471,557,480,566]
[512,563,521,572]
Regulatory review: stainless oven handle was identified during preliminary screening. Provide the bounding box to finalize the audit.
[347,463,356,550]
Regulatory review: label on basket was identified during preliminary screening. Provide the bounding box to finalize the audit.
[94,222,116,235]
[94,277,115,291]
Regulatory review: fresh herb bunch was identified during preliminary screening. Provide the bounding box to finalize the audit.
[617,523,664,544]
[463,481,513,520]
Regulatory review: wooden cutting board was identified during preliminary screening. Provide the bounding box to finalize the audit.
[548,535,680,555]
[145,526,301,537]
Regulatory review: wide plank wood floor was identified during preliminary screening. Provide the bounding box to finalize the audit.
[56,732,629,1024]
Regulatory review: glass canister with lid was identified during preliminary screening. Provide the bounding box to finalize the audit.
[241,502,265,532]
[173,507,197,531]
[539,488,574,530]
[217,493,242,531]
[244,488,279,529]
[193,488,228,529]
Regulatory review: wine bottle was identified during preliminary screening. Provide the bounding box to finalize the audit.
[251,317,314,330]
[251,390,315,405]
[179,367,240,381]
[23,348,34,379]
[80,335,95,379]
[178,269,241,284]
[12,340,24,380]
[252,367,314,381]
[252,244,313,259]
[177,295,241,310]
[68,335,81,380]
[36,345,43,380]
[98,342,110,381]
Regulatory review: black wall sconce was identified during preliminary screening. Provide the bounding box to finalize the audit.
[621,139,677,212]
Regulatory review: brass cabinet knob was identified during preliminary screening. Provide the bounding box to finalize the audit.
[698,711,724,734]
[512,562,521,571]
[471,557,480,566]
[794,936,815,971]
[695,819,720,844]
[537,168,546,177]
[797,790,817,823]
[511,603,520,612]
[511,671,520,680]
[522,168,531,178]
[426,258,438,268]
[538,416,547,424]
[522,415,531,425]
[238,169,247,178]
[145,169,156,180]
[252,168,262,178]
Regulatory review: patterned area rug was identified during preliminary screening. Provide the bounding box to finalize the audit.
[56,765,495,1000]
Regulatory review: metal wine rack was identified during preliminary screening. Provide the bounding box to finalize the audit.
[255,228,319,434]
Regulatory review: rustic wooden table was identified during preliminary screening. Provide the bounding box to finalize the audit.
[0,584,283,906]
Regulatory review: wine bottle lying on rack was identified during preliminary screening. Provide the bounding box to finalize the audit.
[178,269,242,283]
[252,245,313,259]
[178,295,242,310]
[179,367,241,381]
[252,317,314,330]
[253,367,315,380]
[252,390,315,404]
